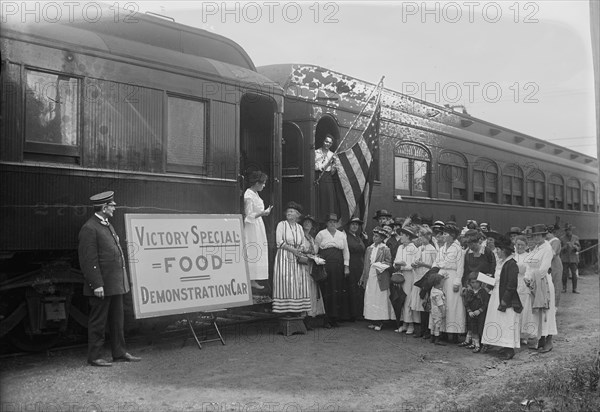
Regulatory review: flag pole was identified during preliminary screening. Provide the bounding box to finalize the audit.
[315,76,385,185]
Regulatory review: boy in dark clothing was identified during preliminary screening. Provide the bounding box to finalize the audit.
[464,272,490,352]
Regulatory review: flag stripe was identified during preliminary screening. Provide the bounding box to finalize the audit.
[337,96,381,222]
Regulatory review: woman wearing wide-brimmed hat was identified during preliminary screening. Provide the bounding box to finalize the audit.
[359,227,395,330]
[524,224,557,353]
[482,236,523,360]
[393,226,421,334]
[345,217,366,320]
[431,223,466,342]
[315,212,351,327]
[272,202,311,314]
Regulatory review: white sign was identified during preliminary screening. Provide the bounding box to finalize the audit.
[124,214,252,319]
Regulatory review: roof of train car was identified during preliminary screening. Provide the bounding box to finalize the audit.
[1,12,281,93]
[258,64,597,169]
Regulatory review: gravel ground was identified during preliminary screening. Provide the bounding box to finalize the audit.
[1,272,598,412]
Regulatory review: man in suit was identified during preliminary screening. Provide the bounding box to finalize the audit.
[560,223,581,294]
[78,191,141,366]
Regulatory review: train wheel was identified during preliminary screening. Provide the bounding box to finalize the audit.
[8,320,61,352]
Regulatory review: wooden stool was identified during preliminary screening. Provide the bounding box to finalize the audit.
[277,316,307,336]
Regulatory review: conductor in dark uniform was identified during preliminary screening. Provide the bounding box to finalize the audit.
[78,191,140,366]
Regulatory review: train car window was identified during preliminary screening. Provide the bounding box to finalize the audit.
[566,178,581,211]
[473,159,498,203]
[548,175,564,209]
[282,122,303,176]
[24,70,80,160]
[526,169,545,208]
[166,95,206,174]
[394,143,431,197]
[502,164,524,205]
[438,151,467,201]
[582,182,596,212]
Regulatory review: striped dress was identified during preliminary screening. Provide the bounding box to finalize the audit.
[272,220,311,313]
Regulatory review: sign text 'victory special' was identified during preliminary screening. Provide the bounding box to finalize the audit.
[124,214,253,319]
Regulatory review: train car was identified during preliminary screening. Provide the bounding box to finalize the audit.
[0,8,284,351]
[258,64,598,245]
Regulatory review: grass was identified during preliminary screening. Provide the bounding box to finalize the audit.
[459,352,600,412]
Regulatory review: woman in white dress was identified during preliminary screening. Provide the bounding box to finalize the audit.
[524,224,557,353]
[359,227,395,330]
[243,171,272,290]
[394,226,421,334]
[412,225,438,339]
[482,236,523,360]
[514,235,536,344]
[432,223,465,342]
[272,202,311,314]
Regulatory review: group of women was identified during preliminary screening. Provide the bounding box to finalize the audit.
[243,172,559,358]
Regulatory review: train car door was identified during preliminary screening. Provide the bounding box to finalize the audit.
[239,92,279,251]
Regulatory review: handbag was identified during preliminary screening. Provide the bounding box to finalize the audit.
[391,272,405,284]
[310,265,328,282]
[297,255,310,265]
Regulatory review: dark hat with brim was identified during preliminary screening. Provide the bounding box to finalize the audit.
[301,214,317,225]
[508,226,522,235]
[348,217,364,225]
[326,212,339,222]
[486,230,502,240]
[285,201,303,213]
[443,223,460,237]
[530,224,548,235]
[399,227,418,239]
[495,236,514,254]
[90,191,115,206]
[464,229,480,239]
[373,209,392,220]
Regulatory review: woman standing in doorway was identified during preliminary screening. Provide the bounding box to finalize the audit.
[243,171,272,290]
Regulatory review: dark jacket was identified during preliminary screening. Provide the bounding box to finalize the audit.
[462,247,496,287]
[497,258,522,313]
[559,234,580,263]
[78,216,130,296]
[465,288,490,313]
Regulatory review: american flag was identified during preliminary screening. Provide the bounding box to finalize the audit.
[337,97,381,224]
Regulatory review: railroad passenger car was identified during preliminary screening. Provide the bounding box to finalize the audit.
[0,9,284,351]
[259,64,598,243]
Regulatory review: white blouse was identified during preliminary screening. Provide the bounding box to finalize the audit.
[315,229,350,266]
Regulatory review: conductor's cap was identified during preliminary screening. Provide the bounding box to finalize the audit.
[90,191,116,206]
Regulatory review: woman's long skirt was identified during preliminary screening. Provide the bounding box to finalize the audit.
[363,266,396,321]
[306,263,326,317]
[347,252,365,319]
[320,248,349,320]
[482,279,520,348]
[272,248,311,313]
[517,274,537,339]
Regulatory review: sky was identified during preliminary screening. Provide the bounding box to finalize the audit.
[138,1,597,158]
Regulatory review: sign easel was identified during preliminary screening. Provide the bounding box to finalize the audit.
[184,312,225,349]
[124,214,253,350]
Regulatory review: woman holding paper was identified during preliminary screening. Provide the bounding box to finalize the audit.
[359,227,395,330]
[482,236,523,360]
[462,229,496,287]
[243,171,272,290]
